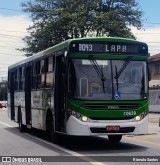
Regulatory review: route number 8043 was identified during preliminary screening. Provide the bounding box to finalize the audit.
[124,111,136,116]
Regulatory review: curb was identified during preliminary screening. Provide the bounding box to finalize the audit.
[149,111,160,114]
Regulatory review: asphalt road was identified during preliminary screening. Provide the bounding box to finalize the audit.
[0,108,160,165]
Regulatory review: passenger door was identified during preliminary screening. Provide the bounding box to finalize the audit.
[54,55,66,132]
[10,71,15,120]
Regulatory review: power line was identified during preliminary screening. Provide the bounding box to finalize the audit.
[0,7,22,13]
[0,46,24,50]
[0,29,27,33]
[143,21,160,25]
[0,17,31,24]
[0,40,24,44]
[0,52,25,57]
[146,42,160,43]
[0,33,24,38]
[1,7,160,24]
[134,33,160,35]
[1,7,160,25]
[2,31,160,38]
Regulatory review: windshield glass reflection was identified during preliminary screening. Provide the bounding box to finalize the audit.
[68,59,147,100]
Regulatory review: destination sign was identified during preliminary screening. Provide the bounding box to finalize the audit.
[69,41,148,55]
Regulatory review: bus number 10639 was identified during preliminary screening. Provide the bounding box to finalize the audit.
[124,111,136,116]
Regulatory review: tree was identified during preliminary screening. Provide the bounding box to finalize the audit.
[20,0,143,56]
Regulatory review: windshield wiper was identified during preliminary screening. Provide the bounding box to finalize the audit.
[89,56,106,93]
[114,57,133,93]
[115,65,119,91]
[114,56,133,79]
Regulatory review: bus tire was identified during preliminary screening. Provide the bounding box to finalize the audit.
[18,109,26,132]
[46,112,59,144]
[50,118,59,144]
[108,135,122,143]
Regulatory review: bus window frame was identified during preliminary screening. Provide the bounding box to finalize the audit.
[45,55,55,89]
[31,54,55,90]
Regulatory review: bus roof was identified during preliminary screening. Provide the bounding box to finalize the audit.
[8,37,145,70]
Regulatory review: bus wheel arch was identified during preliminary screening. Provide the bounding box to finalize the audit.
[18,106,26,132]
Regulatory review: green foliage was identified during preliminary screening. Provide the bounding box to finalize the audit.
[20,0,143,56]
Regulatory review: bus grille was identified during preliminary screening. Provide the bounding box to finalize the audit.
[89,117,133,120]
[83,104,139,110]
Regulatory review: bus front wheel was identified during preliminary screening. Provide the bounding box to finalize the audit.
[108,135,122,143]
[47,115,59,144]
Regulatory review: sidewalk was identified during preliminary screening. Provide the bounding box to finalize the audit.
[148,113,160,134]
[149,105,160,113]
[149,113,160,124]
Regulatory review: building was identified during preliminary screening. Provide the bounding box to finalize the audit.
[148,53,160,88]
[148,53,160,113]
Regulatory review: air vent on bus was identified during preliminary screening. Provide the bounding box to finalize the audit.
[89,117,134,120]
[83,104,139,110]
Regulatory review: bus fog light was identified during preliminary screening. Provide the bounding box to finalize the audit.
[136,116,141,121]
[82,116,88,122]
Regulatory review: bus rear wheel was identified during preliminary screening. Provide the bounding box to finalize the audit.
[108,135,122,143]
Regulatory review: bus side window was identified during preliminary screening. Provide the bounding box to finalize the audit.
[15,69,18,91]
[22,67,25,90]
[37,61,41,88]
[19,67,22,90]
[32,62,37,89]
[37,59,45,88]
[46,56,54,88]
[40,60,45,73]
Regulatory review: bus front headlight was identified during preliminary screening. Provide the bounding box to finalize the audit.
[135,116,141,121]
[82,116,88,122]
[68,109,88,122]
[135,110,148,122]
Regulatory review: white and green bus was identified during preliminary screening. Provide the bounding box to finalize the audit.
[8,37,149,143]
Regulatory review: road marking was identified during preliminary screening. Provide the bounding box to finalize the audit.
[24,133,106,165]
[125,136,160,147]
[133,134,160,140]
[0,121,14,127]
[0,121,107,165]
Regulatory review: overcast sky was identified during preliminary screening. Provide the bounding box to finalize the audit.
[0,0,160,79]
[0,15,31,80]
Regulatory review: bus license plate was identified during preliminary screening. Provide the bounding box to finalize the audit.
[106,126,120,131]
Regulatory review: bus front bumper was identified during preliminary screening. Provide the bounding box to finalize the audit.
[66,115,148,136]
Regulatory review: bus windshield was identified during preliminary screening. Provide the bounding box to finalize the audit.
[68,59,148,100]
